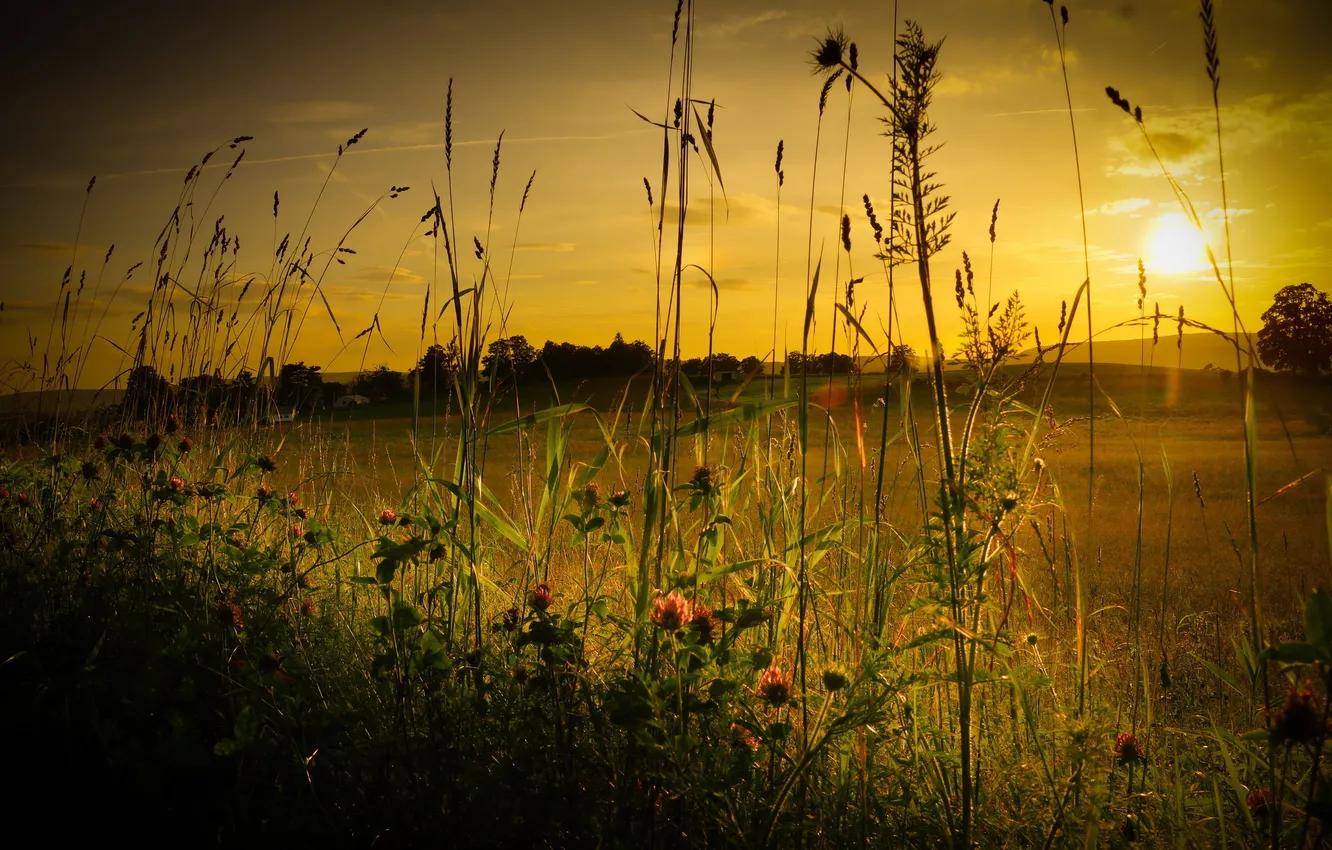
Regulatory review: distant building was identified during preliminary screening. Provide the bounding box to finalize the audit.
[334,394,371,410]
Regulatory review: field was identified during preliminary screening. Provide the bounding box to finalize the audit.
[4,2,1332,847]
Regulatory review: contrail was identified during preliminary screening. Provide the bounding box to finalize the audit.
[989,107,1096,117]
[2,129,653,188]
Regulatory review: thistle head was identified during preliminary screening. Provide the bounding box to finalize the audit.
[811,28,849,73]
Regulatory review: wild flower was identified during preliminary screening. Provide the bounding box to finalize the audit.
[215,600,243,629]
[690,465,714,494]
[291,524,304,539]
[16,493,29,508]
[379,509,398,526]
[257,455,277,473]
[528,582,554,611]
[168,476,185,492]
[821,667,850,692]
[178,437,193,453]
[609,489,630,508]
[688,604,715,644]
[730,722,760,750]
[93,433,108,450]
[651,590,691,631]
[757,661,792,706]
[810,27,848,71]
[1113,732,1146,766]
[1272,682,1325,745]
[299,600,317,617]
[582,482,600,509]
[115,434,134,450]
[1246,787,1274,820]
[145,434,162,454]
[81,462,100,481]
[257,484,274,499]
[165,414,181,434]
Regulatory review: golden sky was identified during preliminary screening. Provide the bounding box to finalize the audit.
[1,0,1329,388]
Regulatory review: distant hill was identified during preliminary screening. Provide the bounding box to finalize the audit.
[0,388,124,415]
[1012,331,1261,372]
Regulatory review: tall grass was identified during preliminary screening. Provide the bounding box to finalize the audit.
[2,1,1329,847]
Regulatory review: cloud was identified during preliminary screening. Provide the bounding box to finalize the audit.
[936,44,1074,99]
[1092,198,1152,216]
[321,284,417,305]
[683,274,760,292]
[699,9,788,39]
[516,242,576,252]
[662,194,772,227]
[14,241,109,258]
[268,100,375,125]
[1107,90,1332,178]
[341,265,426,287]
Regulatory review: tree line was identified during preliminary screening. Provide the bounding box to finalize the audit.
[118,332,921,422]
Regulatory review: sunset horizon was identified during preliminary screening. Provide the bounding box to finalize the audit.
[2,0,1328,390]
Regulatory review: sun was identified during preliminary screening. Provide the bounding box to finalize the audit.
[1145,217,1210,275]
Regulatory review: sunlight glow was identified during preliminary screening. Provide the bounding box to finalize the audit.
[1145,216,1210,275]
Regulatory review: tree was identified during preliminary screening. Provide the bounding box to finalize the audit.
[355,365,405,401]
[484,335,538,384]
[1257,283,1332,374]
[123,364,172,418]
[604,333,655,375]
[885,344,916,375]
[415,342,459,397]
[277,362,322,409]
[740,355,764,376]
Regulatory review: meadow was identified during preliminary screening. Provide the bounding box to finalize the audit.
[3,2,1332,847]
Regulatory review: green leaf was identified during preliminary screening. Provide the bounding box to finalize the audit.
[233,705,260,743]
[836,302,880,355]
[1268,641,1321,665]
[487,402,588,436]
[673,397,795,440]
[1307,588,1332,650]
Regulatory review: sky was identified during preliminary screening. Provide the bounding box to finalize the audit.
[1,0,1328,388]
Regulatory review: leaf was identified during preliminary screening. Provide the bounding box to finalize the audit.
[317,286,343,343]
[690,105,727,197]
[487,402,588,436]
[1305,588,1332,650]
[628,106,670,129]
[698,557,768,585]
[836,303,881,355]
[233,705,260,743]
[673,397,794,440]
